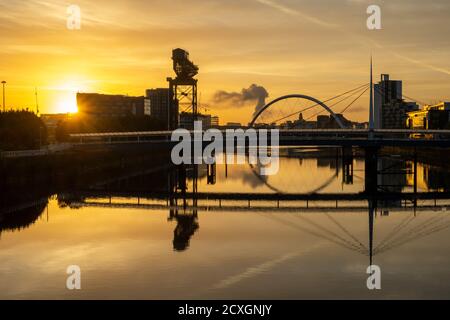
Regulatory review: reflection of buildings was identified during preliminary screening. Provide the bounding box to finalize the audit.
[407,163,450,192]
[376,157,408,208]
[377,158,408,192]
[424,166,450,192]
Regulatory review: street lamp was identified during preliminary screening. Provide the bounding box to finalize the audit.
[1,81,6,113]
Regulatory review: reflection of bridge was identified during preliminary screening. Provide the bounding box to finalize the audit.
[65,190,450,203]
[61,190,450,266]
[63,190,450,215]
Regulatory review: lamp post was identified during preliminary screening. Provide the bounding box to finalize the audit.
[368,57,374,139]
[1,81,6,113]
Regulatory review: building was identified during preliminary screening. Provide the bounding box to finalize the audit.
[316,114,352,129]
[373,74,419,129]
[179,112,213,130]
[278,112,361,129]
[77,93,147,117]
[374,74,402,129]
[280,113,315,129]
[407,102,450,130]
[211,116,219,128]
[146,88,178,130]
[40,113,70,143]
[317,115,330,129]
[381,100,419,129]
[354,122,369,129]
[225,122,243,129]
[289,120,316,129]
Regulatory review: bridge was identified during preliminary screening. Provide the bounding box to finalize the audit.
[69,128,450,148]
[68,64,450,149]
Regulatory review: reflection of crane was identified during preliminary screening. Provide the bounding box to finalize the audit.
[168,164,200,252]
[172,215,199,251]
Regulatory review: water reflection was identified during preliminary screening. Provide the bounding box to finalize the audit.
[1,147,450,298]
[0,201,48,236]
[2,147,450,249]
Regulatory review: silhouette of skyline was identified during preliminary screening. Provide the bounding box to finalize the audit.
[1,0,449,124]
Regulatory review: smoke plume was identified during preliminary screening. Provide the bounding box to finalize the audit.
[213,84,269,117]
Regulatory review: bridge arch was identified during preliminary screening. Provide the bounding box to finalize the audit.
[249,94,346,129]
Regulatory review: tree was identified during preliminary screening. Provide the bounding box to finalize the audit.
[0,110,47,151]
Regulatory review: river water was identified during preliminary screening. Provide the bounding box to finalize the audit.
[1,147,450,299]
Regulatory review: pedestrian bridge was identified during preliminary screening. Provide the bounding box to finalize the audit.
[70,129,450,148]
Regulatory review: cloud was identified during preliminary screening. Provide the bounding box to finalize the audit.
[254,0,337,28]
[392,52,450,77]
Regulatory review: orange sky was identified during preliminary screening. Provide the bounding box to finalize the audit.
[1,0,449,124]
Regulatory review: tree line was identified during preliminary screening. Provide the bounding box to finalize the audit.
[0,111,47,151]
[0,111,166,151]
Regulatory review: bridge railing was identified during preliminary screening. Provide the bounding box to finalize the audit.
[69,129,450,145]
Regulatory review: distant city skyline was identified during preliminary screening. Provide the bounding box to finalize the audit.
[1,0,449,123]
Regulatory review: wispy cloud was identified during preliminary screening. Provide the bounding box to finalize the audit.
[255,0,337,28]
[255,0,450,78]
[392,52,450,76]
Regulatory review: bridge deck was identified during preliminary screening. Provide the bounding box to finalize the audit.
[70,129,450,148]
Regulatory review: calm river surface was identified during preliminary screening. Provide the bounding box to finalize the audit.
[1,147,450,299]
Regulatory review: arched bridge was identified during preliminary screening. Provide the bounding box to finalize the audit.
[249,94,346,129]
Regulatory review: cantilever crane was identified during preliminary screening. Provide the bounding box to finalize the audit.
[167,48,199,129]
[172,48,199,80]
